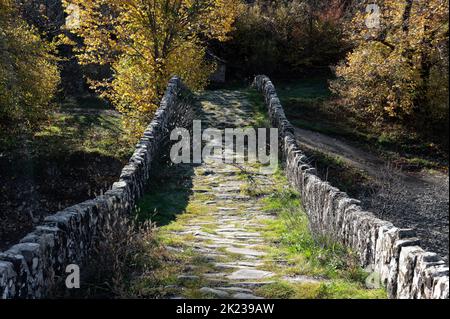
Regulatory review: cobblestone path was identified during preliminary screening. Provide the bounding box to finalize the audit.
[137,90,385,299]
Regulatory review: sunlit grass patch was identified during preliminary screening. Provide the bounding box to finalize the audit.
[201,226,218,234]
[256,281,296,299]
[162,223,185,232]
[157,232,195,247]
[243,88,270,128]
[245,167,387,299]
[318,280,387,299]
[33,111,132,160]
[255,278,386,299]
[192,191,216,202]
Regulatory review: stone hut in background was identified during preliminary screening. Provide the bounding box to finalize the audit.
[206,50,227,84]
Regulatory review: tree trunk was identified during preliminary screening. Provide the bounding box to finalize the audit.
[402,0,414,33]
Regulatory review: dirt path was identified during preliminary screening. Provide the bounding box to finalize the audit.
[294,127,449,263]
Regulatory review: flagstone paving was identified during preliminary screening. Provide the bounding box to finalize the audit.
[138,90,317,299]
[134,90,387,299]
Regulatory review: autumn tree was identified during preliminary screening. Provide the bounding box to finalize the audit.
[66,0,241,138]
[219,0,347,77]
[331,0,449,126]
[0,0,60,134]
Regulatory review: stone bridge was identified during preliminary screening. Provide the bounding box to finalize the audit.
[0,76,448,299]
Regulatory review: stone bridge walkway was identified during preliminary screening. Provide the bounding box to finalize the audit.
[136,90,384,299]
[156,91,282,299]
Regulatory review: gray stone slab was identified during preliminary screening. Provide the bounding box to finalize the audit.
[228,269,274,280]
[226,247,266,256]
[200,287,230,298]
[232,293,264,299]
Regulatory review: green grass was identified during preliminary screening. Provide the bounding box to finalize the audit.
[137,191,190,225]
[256,281,299,299]
[244,88,270,128]
[135,164,195,226]
[0,109,132,162]
[275,76,331,101]
[277,80,367,143]
[1,94,132,161]
[257,279,387,299]
[36,112,131,159]
[260,184,352,279]
[318,280,387,299]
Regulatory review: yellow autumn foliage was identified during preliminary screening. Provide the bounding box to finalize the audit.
[66,0,241,138]
[0,0,60,133]
[331,0,449,122]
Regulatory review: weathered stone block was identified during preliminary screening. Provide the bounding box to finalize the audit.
[0,261,16,299]
[397,246,424,298]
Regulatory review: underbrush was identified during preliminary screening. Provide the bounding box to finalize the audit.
[301,147,375,199]
[59,215,165,298]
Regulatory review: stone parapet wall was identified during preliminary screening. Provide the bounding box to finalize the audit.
[0,76,192,299]
[253,75,449,299]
